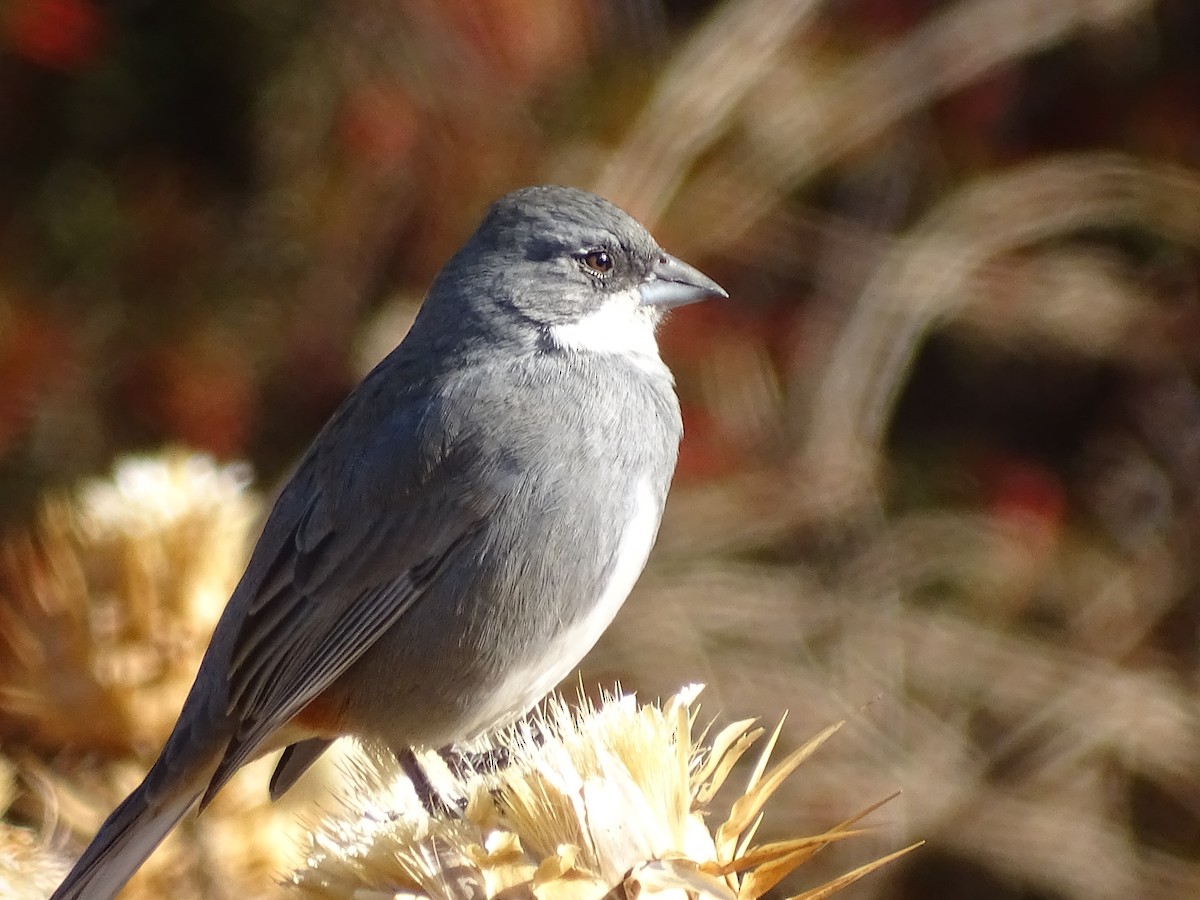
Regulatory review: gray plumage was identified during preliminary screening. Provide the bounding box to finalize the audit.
[51,185,726,899]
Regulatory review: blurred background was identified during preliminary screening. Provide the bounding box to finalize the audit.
[3,0,1200,896]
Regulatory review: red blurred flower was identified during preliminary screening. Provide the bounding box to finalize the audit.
[417,0,591,92]
[121,332,256,460]
[4,0,105,72]
[979,454,1066,557]
[338,84,419,167]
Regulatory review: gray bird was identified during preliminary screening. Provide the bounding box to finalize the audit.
[51,184,727,899]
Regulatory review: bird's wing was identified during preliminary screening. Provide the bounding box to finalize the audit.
[201,564,449,807]
[195,372,492,804]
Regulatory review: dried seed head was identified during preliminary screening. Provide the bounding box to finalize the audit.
[290,685,916,900]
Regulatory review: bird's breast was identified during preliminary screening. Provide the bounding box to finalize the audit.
[452,474,663,739]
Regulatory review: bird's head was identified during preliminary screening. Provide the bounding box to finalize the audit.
[420,185,727,361]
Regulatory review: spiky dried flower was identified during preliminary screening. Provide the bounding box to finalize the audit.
[291,686,917,900]
[0,451,319,899]
[0,450,258,754]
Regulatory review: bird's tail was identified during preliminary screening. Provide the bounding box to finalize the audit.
[49,770,203,900]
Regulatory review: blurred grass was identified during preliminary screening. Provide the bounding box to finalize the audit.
[4,0,1200,897]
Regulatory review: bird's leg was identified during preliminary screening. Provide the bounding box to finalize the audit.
[395,747,461,818]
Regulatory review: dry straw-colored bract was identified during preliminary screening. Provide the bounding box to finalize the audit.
[291,686,916,900]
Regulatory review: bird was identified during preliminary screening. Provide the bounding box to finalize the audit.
[50,184,727,899]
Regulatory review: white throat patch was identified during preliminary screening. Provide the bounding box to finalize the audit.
[547,290,668,378]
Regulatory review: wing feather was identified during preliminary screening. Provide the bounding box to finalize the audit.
[185,361,500,807]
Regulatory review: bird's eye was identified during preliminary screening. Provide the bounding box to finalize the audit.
[581,249,613,275]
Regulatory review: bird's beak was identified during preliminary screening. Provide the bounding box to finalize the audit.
[638,252,728,309]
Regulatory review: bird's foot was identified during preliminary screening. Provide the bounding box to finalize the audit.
[438,745,512,779]
[395,747,465,818]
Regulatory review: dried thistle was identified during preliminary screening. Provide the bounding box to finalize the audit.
[0,451,317,899]
[0,450,259,755]
[291,685,917,900]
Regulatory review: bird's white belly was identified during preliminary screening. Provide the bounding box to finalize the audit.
[464,477,661,738]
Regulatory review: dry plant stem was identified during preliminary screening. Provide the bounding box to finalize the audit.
[832,603,1200,898]
[624,0,1164,544]
[653,470,824,561]
[593,0,824,225]
[801,154,1200,511]
[899,611,1200,782]
[675,0,1155,250]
